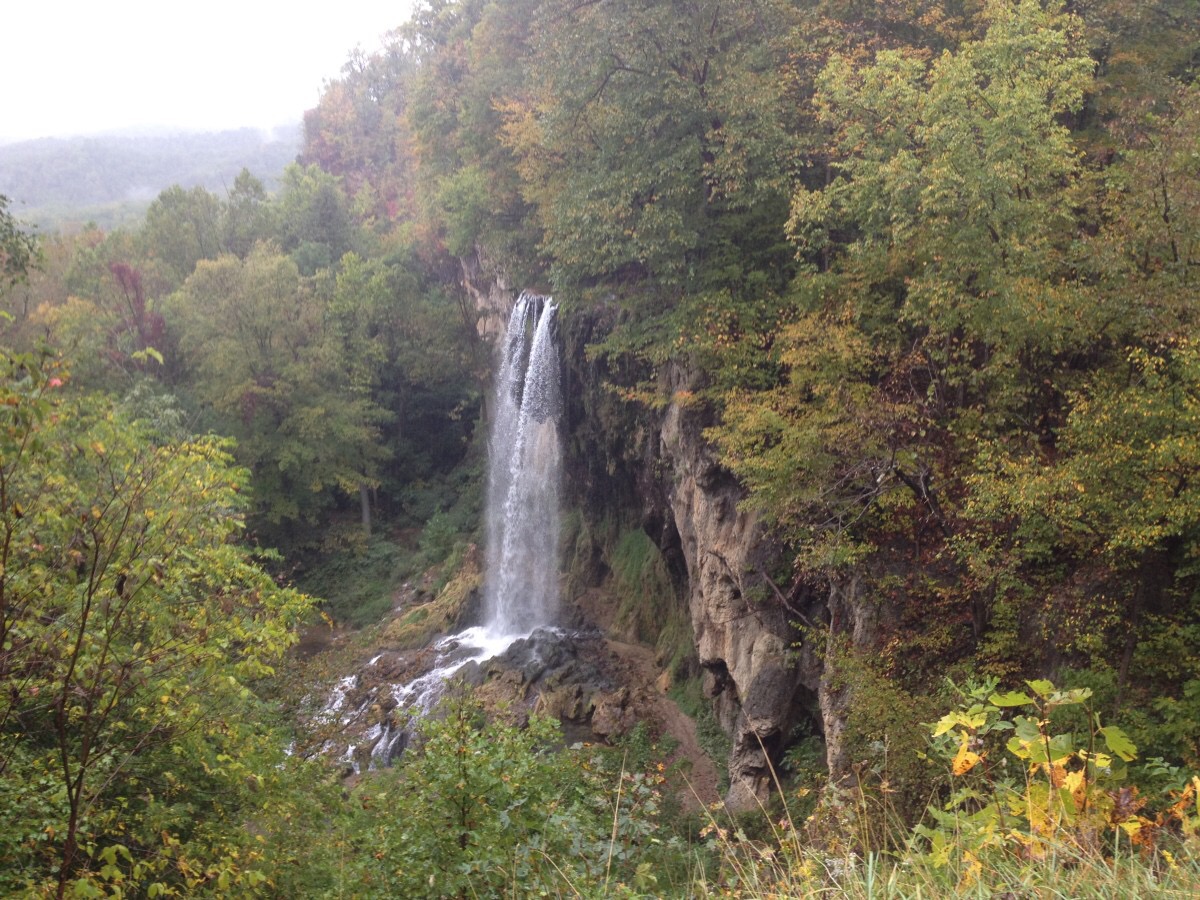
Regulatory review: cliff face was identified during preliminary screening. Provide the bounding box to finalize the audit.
[460,248,517,346]
[655,365,823,810]
[462,269,835,810]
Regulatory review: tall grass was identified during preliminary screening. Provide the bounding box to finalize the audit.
[686,777,1200,898]
[685,724,1200,900]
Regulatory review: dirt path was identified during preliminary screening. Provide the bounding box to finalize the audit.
[603,639,723,813]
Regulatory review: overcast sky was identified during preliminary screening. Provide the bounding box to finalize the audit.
[1,1,417,143]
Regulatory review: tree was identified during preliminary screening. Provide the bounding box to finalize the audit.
[301,39,418,229]
[789,0,1095,361]
[276,164,354,276]
[964,340,1200,681]
[1094,79,1200,339]
[221,169,279,259]
[504,0,798,298]
[716,0,1098,562]
[139,185,223,286]
[35,258,170,395]
[403,0,543,273]
[168,247,392,541]
[0,194,39,293]
[0,349,312,896]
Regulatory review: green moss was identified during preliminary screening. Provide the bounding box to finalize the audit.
[382,556,482,650]
[608,527,697,680]
[610,529,673,638]
[401,607,429,627]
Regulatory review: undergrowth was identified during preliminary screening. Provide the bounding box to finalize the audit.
[297,511,480,629]
[693,677,1200,898]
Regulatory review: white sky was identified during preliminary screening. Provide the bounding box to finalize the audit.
[1,1,418,143]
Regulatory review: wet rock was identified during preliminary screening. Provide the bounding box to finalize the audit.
[454,659,486,688]
[496,627,579,682]
[591,687,636,739]
[538,683,589,721]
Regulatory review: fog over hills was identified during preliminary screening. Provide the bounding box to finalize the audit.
[0,125,302,230]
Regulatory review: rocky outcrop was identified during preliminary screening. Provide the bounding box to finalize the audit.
[655,364,823,811]
[460,245,517,345]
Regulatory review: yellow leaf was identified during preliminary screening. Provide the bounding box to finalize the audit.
[953,737,982,775]
[1063,769,1088,809]
[957,850,982,890]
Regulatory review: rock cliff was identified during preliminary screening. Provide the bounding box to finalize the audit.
[655,364,823,811]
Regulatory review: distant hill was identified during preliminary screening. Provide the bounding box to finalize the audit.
[0,125,302,231]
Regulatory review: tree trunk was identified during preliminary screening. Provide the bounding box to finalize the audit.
[360,482,372,536]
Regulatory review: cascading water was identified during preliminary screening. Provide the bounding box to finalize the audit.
[317,292,564,767]
[483,292,562,635]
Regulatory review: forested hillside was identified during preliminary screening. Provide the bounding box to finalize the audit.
[3,0,1200,896]
[0,126,300,230]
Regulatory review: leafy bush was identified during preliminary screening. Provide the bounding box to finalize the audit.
[0,353,313,896]
[298,696,681,898]
[916,677,1197,869]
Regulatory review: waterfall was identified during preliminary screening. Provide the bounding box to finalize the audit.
[316,291,564,768]
[483,292,563,635]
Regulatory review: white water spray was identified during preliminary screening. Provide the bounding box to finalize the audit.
[483,292,563,635]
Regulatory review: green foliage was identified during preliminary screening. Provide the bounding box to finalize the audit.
[967,340,1200,572]
[298,530,415,628]
[166,246,396,541]
[695,2,1200,793]
[139,184,223,285]
[353,699,572,897]
[295,695,680,898]
[222,169,279,259]
[715,0,1100,566]
[504,0,797,295]
[434,164,493,258]
[405,0,543,276]
[276,164,354,275]
[825,644,944,830]
[918,677,1200,874]
[958,338,1200,682]
[0,348,313,896]
[301,36,416,230]
[0,194,40,291]
[710,304,914,570]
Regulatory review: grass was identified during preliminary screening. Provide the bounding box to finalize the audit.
[691,833,1200,898]
[689,774,1200,899]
